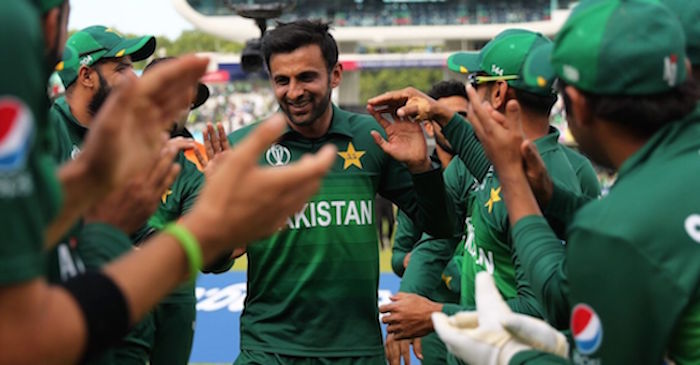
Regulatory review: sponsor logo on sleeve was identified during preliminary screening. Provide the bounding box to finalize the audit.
[571,304,603,355]
[0,98,34,172]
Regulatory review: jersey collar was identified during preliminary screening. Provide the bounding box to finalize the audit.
[53,96,88,140]
[533,126,561,154]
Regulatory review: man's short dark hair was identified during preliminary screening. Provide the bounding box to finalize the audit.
[513,88,558,117]
[261,20,339,74]
[560,79,700,138]
[427,80,468,100]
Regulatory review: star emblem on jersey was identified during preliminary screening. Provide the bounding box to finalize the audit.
[441,274,453,290]
[161,189,172,204]
[484,186,501,214]
[338,142,366,170]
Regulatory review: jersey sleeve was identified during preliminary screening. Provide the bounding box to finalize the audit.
[391,211,417,277]
[379,159,455,239]
[398,158,475,294]
[0,2,54,285]
[573,159,601,200]
[440,113,491,183]
[511,215,571,329]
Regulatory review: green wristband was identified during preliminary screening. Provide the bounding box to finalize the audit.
[163,223,203,282]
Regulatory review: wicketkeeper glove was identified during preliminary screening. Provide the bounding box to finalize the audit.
[432,272,569,365]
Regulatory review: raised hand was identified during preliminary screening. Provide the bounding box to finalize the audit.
[48,56,210,245]
[367,105,431,174]
[84,145,181,235]
[203,122,230,160]
[367,87,455,126]
[80,55,209,192]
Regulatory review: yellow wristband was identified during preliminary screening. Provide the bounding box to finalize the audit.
[163,223,203,282]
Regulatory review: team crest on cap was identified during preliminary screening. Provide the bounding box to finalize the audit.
[0,98,34,172]
[663,54,679,87]
[571,304,603,355]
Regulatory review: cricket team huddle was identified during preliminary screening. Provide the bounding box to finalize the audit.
[1,0,699,364]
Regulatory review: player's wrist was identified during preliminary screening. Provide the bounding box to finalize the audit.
[407,157,432,174]
[431,104,455,126]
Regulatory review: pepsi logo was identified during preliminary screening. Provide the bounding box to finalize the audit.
[571,303,603,355]
[0,97,33,172]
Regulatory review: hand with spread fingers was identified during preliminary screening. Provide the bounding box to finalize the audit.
[367,87,456,126]
[432,272,568,365]
[82,56,210,191]
[379,292,442,339]
[366,104,431,174]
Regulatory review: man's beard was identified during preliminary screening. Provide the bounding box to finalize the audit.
[281,84,332,127]
[87,70,111,116]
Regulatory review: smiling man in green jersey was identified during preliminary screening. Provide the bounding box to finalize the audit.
[435,0,700,364]
[225,20,455,365]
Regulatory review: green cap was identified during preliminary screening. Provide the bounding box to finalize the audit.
[662,0,700,66]
[446,51,480,74]
[39,0,64,13]
[56,25,156,88]
[552,0,686,95]
[522,42,557,94]
[447,29,553,95]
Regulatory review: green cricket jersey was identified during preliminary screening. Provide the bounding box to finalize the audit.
[46,96,133,281]
[47,96,149,365]
[460,127,585,317]
[397,157,477,302]
[0,0,62,285]
[228,104,455,358]
[510,110,700,364]
[146,149,205,302]
[394,158,476,365]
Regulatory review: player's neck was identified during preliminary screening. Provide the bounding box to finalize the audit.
[64,93,93,129]
[597,119,650,170]
[520,111,550,141]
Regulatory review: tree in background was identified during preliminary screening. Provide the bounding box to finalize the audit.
[359,68,445,104]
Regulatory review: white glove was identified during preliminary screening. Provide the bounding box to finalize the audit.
[432,272,568,365]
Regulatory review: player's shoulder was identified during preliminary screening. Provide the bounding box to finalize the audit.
[335,106,385,136]
[227,120,262,145]
[560,144,594,171]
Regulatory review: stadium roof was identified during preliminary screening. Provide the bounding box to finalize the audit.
[173,0,572,46]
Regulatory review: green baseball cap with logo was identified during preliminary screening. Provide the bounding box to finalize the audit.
[551,0,686,95]
[522,42,557,94]
[662,0,700,66]
[56,25,156,88]
[447,29,553,95]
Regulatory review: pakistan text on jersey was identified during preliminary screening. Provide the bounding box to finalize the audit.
[286,200,373,229]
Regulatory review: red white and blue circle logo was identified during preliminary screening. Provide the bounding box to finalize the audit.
[0,97,34,172]
[571,303,603,355]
